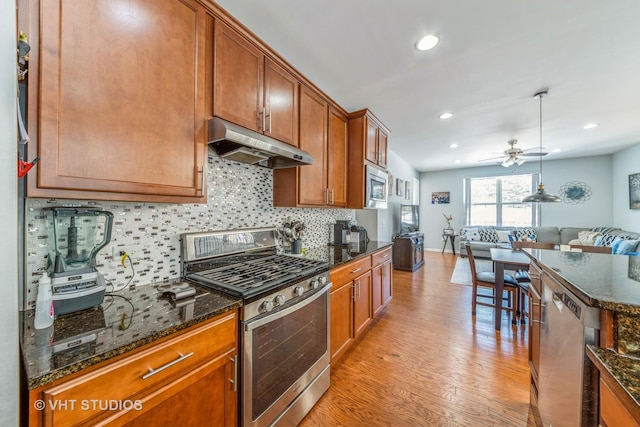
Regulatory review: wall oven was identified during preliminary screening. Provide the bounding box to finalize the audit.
[365,164,388,209]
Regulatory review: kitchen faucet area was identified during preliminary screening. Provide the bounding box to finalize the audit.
[7,0,640,426]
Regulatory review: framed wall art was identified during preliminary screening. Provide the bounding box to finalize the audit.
[387,172,394,196]
[405,181,411,200]
[630,173,640,209]
[431,191,450,204]
[396,179,404,196]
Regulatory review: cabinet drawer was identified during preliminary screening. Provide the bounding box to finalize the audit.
[372,247,392,267]
[331,257,372,286]
[41,311,237,427]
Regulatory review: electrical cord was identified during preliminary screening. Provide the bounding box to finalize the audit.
[106,252,136,293]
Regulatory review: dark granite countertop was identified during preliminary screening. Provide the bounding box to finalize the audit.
[304,241,393,268]
[21,281,242,390]
[587,345,640,407]
[526,249,640,314]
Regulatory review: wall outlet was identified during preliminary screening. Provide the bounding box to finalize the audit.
[111,244,143,259]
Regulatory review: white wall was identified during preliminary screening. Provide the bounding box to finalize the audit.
[355,150,419,241]
[1,2,20,425]
[419,155,614,251]
[613,143,640,230]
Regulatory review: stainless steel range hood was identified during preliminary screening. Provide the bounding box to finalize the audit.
[208,117,313,168]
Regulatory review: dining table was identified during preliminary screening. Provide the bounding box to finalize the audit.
[489,247,531,331]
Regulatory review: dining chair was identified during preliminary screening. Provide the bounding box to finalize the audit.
[465,242,520,319]
[510,241,554,285]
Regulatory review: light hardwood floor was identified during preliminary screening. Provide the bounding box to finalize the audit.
[300,250,538,427]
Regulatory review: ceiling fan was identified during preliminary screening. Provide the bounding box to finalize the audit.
[479,139,548,167]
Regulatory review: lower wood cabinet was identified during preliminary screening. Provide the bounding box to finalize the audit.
[28,310,238,427]
[330,247,392,365]
[599,377,640,427]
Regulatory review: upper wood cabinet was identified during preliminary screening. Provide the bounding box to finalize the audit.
[350,109,389,169]
[26,0,209,203]
[213,19,299,146]
[273,86,347,208]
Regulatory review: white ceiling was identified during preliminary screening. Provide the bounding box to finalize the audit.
[214,0,640,172]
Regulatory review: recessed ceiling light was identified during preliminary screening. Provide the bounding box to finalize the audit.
[552,148,562,153]
[439,112,453,120]
[583,123,599,130]
[449,143,458,148]
[416,34,440,51]
[454,160,461,164]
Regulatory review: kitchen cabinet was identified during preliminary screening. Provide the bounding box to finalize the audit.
[599,377,640,427]
[348,108,389,169]
[528,261,543,401]
[273,86,347,207]
[28,310,238,427]
[393,234,424,272]
[213,19,299,147]
[371,247,393,316]
[346,108,390,208]
[25,0,209,203]
[329,256,372,364]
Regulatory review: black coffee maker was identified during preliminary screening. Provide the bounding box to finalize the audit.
[332,220,353,245]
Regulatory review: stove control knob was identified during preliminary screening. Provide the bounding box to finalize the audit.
[293,286,305,297]
[274,294,286,306]
[261,300,274,313]
[310,279,319,290]
[318,276,328,286]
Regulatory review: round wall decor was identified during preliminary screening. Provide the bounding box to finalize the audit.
[558,181,592,204]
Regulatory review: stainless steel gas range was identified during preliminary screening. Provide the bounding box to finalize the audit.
[181,227,331,427]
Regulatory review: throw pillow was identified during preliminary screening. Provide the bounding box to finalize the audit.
[598,233,618,247]
[461,227,481,241]
[578,230,601,245]
[478,227,499,243]
[614,239,640,255]
[514,228,538,242]
[496,230,512,243]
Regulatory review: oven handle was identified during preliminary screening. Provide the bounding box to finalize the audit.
[244,283,332,331]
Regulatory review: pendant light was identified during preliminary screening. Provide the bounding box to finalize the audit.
[522,90,561,203]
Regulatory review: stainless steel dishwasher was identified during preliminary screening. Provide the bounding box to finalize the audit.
[537,273,600,427]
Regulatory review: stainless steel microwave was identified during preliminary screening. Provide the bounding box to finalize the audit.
[365,165,388,209]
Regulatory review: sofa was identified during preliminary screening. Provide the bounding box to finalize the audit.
[458,226,640,258]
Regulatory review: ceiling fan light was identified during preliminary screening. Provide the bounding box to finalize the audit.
[515,157,525,166]
[502,158,514,167]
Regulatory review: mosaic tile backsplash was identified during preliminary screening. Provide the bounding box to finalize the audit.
[24,154,353,308]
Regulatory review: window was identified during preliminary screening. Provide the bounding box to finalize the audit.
[464,173,538,226]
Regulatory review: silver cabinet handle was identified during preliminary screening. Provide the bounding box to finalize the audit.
[267,109,272,133]
[352,283,357,301]
[382,254,389,258]
[330,188,335,205]
[230,354,238,392]
[199,165,205,196]
[351,267,362,274]
[325,188,329,205]
[262,107,267,131]
[142,352,194,380]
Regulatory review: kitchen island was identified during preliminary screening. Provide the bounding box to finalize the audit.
[525,249,640,426]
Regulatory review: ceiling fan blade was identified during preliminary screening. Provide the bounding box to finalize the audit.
[522,146,546,152]
[522,152,548,157]
[478,156,506,162]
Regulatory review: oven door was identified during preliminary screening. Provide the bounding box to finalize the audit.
[365,165,388,209]
[242,284,330,427]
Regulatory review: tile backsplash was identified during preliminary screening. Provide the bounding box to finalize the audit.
[24,154,353,308]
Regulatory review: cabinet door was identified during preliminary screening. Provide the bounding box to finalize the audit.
[330,282,354,364]
[35,0,207,201]
[214,19,263,133]
[365,120,379,164]
[327,107,347,207]
[103,349,237,427]
[371,264,383,316]
[353,271,372,338]
[378,129,388,168]
[264,59,299,146]
[381,260,393,305]
[297,85,328,206]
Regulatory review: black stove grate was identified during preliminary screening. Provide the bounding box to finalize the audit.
[185,254,328,298]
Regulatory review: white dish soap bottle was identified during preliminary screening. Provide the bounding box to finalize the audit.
[34,272,54,329]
